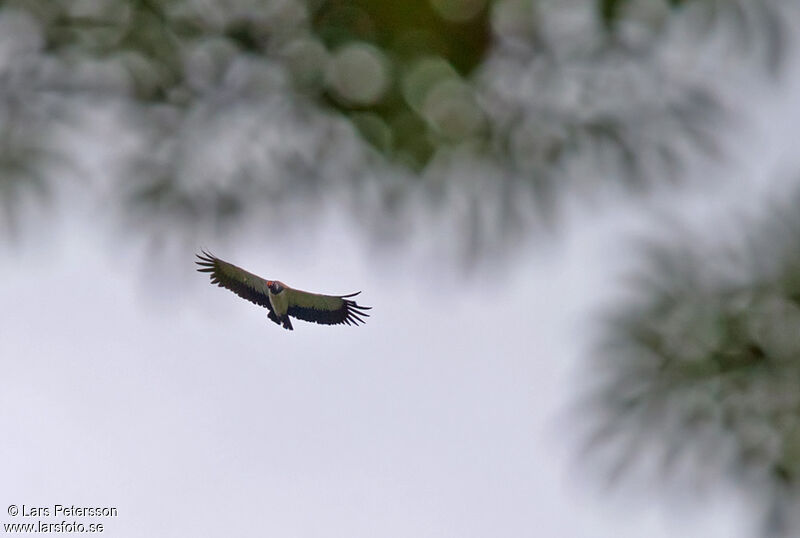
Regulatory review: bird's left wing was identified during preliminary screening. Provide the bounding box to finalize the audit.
[285,287,371,326]
[195,251,274,312]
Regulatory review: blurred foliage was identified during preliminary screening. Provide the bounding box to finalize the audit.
[310,0,491,166]
[0,0,792,253]
[583,188,800,536]
[600,0,687,28]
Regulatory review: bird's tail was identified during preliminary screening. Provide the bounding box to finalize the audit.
[268,309,293,330]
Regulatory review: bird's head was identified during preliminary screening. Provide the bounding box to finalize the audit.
[267,280,284,294]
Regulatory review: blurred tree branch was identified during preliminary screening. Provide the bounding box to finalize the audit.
[0,0,793,259]
[583,186,800,536]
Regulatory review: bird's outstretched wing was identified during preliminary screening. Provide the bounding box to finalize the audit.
[195,251,274,312]
[285,287,371,326]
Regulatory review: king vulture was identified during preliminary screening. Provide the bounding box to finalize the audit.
[196,251,371,330]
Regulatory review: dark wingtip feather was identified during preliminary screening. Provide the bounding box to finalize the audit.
[330,292,371,327]
[347,304,371,316]
[196,250,219,272]
[196,249,216,261]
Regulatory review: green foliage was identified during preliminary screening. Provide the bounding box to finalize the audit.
[585,190,800,535]
[0,0,788,252]
[599,0,689,29]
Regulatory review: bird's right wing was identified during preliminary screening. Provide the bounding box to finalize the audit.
[195,251,274,311]
[285,287,371,326]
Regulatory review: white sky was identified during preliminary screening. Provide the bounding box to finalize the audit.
[0,199,758,538]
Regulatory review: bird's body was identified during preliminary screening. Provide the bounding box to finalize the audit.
[266,281,293,330]
[196,251,371,330]
[267,283,288,315]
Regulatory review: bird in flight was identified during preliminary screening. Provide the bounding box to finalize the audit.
[196,251,371,330]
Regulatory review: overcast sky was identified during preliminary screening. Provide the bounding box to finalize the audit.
[0,198,752,538]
